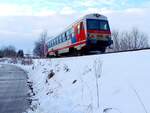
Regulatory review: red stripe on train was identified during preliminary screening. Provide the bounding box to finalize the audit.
[48,40,86,54]
[87,30,111,34]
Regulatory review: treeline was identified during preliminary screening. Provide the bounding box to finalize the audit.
[111,28,149,52]
[0,45,24,58]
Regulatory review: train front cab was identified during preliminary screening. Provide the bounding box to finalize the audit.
[85,17,113,53]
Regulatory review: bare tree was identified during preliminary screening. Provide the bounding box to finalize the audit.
[112,28,149,51]
[33,31,48,58]
[111,30,120,51]
[131,28,149,49]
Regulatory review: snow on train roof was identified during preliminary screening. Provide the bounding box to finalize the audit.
[84,13,107,20]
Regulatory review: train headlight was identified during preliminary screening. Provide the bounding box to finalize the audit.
[90,34,95,38]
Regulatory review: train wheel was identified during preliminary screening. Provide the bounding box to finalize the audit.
[100,47,106,53]
[46,54,50,58]
[55,51,59,57]
[69,48,75,56]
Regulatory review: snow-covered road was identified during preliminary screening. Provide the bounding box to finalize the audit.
[0,64,29,113]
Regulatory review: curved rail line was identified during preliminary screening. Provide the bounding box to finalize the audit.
[46,47,150,59]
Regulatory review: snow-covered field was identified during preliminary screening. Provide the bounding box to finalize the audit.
[1,50,150,113]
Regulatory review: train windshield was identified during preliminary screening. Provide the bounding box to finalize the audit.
[87,19,110,31]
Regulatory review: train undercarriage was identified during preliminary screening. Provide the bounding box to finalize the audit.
[47,40,112,58]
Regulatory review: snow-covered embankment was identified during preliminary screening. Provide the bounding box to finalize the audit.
[22,50,150,113]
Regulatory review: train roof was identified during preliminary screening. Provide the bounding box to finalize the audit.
[83,13,108,20]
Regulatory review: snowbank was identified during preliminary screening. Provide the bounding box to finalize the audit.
[3,50,150,113]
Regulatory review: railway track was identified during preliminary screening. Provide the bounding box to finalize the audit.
[104,47,150,55]
[44,47,150,59]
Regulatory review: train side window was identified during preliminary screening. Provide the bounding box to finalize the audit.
[53,40,54,46]
[53,40,55,46]
[53,39,55,46]
[50,42,52,47]
[48,42,49,48]
[66,31,69,40]
[62,33,65,42]
[77,24,80,34]
[61,35,63,42]
[58,36,60,43]
[56,37,58,44]
[59,36,61,43]
[69,28,72,39]
[57,37,59,44]
[57,37,58,44]
[47,42,49,48]
[58,36,61,43]
[71,28,74,37]
[55,38,57,45]
[49,42,51,48]
[58,36,59,43]
[54,39,56,46]
[65,32,67,40]
[64,33,66,41]
[55,39,57,45]
[68,29,71,39]
[62,34,64,42]
[59,36,61,42]
[51,40,53,47]
[65,33,66,41]
[58,37,60,43]
[54,39,55,45]
[51,41,52,47]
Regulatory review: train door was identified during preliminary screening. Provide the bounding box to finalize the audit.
[79,22,86,41]
[75,21,86,43]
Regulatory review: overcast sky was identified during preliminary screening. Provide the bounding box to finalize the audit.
[0,0,150,53]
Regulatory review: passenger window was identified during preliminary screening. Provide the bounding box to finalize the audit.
[63,34,66,42]
[53,40,54,46]
[54,39,56,46]
[77,24,80,34]
[66,31,69,40]
[57,37,59,44]
[58,36,60,43]
[55,38,57,45]
[59,36,61,43]
[71,28,74,37]
[61,35,63,42]
[64,33,66,41]
[55,38,57,44]
[49,42,51,48]
[67,35,70,40]
[51,41,53,47]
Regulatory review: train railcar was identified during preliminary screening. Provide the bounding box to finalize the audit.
[46,13,113,57]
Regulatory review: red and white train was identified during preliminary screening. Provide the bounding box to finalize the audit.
[46,13,113,57]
